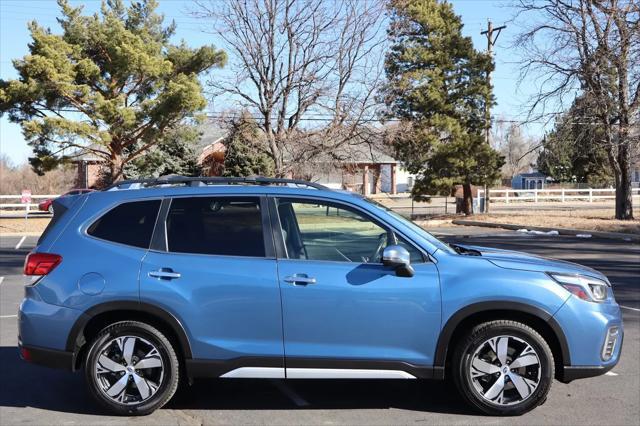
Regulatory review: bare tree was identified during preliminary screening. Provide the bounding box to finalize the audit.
[192,0,386,176]
[492,120,539,180]
[513,0,639,219]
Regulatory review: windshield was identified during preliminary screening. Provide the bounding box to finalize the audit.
[362,197,456,254]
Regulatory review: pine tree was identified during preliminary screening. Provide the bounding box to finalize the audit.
[222,112,275,177]
[0,0,226,184]
[382,0,504,214]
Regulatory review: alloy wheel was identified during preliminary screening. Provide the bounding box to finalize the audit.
[94,335,164,405]
[469,335,541,406]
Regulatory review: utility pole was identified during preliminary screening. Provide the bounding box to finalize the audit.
[480,19,506,213]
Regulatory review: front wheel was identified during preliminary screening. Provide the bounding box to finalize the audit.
[452,320,554,416]
[84,321,179,415]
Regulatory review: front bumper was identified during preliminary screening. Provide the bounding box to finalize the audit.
[553,293,623,383]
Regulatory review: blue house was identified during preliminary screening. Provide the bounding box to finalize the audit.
[511,172,549,190]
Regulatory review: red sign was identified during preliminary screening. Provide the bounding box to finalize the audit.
[21,189,32,204]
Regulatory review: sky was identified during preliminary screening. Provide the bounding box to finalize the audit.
[0,0,540,165]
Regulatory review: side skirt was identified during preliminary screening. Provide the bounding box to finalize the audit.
[185,357,440,380]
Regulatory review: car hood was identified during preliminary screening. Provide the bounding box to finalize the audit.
[456,244,608,282]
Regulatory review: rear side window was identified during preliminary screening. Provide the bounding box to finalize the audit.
[87,200,160,248]
[166,197,265,257]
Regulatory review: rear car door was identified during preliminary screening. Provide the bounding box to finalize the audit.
[271,197,441,378]
[139,195,284,376]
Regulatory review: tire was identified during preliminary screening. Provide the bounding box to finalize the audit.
[84,321,180,415]
[48,204,54,214]
[452,320,554,416]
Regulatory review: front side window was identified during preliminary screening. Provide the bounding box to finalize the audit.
[166,197,265,257]
[87,200,160,248]
[276,199,424,263]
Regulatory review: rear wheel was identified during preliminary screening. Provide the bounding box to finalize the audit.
[84,321,179,415]
[452,320,554,416]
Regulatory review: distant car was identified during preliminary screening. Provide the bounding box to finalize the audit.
[38,189,94,213]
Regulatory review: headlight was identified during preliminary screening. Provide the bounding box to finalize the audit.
[548,273,609,302]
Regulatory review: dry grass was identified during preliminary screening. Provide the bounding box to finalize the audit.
[0,218,51,234]
[466,211,640,234]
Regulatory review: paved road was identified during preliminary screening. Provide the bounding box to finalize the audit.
[0,230,638,425]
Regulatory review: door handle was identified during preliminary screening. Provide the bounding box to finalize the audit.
[284,274,316,285]
[149,269,181,280]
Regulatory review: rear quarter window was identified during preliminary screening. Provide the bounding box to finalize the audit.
[87,200,161,249]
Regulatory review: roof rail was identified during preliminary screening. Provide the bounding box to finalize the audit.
[104,175,329,191]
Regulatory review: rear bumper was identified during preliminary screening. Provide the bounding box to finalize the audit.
[18,341,75,371]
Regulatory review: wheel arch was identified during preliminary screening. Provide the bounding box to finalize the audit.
[435,302,570,379]
[66,301,193,370]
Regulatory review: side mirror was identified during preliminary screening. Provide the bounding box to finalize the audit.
[382,245,414,278]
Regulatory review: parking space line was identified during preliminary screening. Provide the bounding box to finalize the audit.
[270,380,309,407]
[0,315,18,318]
[15,236,26,250]
[0,276,4,286]
[605,371,618,376]
[620,305,640,312]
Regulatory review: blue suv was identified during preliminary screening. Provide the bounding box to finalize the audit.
[19,176,623,416]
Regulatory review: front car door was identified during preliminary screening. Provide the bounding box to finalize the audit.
[139,195,284,377]
[270,196,441,379]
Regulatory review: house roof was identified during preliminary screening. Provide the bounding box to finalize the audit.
[67,144,108,162]
[515,172,547,178]
[307,141,397,164]
[199,120,399,165]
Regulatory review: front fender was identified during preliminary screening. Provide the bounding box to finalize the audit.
[434,254,571,367]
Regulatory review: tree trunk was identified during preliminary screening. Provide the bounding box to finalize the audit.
[462,182,474,215]
[104,145,125,187]
[266,131,284,177]
[615,144,634,220]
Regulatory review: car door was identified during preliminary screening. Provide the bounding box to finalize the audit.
[139,195,284,376]
[271,197,441,378]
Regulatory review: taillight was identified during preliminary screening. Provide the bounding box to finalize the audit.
[23,252,62,276]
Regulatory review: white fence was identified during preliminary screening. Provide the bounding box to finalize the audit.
[0,194,59,216]
[479,187,640,203]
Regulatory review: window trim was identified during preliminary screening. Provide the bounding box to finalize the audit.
[83,197,163,250]
[267,195,429,264]
[152,194,275,259]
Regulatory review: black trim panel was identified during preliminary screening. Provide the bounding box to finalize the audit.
[20,343,74,371]
[559,364,616,383]
[149,198,171,251]
[434,301,572,367]
[66,301,193,359]
[186,356,284,378]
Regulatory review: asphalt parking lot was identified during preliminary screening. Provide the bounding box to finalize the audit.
[0,228,638,425]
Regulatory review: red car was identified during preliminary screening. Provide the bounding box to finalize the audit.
[38,189,94,213]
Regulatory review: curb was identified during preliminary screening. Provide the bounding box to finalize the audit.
[451,220,640,242]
